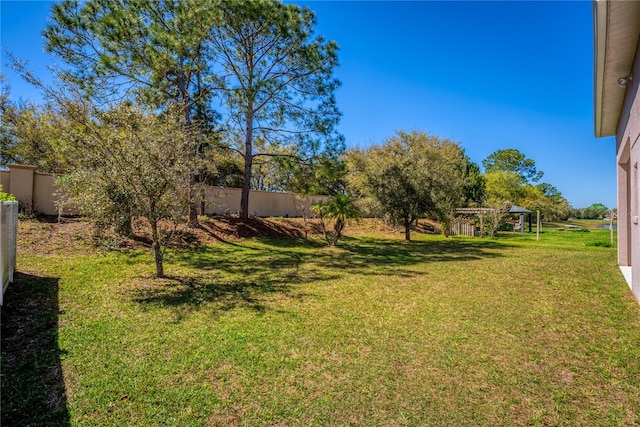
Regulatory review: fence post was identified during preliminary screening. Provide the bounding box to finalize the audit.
[9,201,17,276]
[0,202,4,301]
[1,201,19,305]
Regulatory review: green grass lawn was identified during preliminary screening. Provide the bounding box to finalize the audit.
[3,220,640,426]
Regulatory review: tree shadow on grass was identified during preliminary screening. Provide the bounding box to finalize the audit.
[132,276,296,322]
[132,235,508,317]
[1,272,70,427]
[167,237,325,274]
[131,241,336,320]
[257,235,508,276]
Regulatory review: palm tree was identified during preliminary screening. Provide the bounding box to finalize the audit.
[312,194,361,246]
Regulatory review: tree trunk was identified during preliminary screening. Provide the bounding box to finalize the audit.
[199,196,206,216]
[317,212,330,245]
[179,70,199,226]
[150,219,164,278]
[441,218,450,237]
[302,204,308,239]
[188,170,198,225]
[332,220,343,246]
[240,113,254,220]
[404,213,411,241]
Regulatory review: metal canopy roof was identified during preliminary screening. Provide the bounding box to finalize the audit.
[507,204,532,214]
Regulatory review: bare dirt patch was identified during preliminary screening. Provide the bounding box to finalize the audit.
[124,216,325,249]
[18,218,95,256]
[18,215,441,256]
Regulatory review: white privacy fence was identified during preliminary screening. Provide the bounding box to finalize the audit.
[0,201,18,305]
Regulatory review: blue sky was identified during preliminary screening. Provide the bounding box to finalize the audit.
[1,1,616,209]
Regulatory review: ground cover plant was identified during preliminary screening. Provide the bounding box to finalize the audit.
[2,218,639,426]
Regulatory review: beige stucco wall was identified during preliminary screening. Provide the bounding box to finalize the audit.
[2,164,328,218]
[33,173,60,216]
[6,165,37,209]
[204,187,327,217]
[205,187,242,216]
[2,166,61,215]
[616,39,640,303]
[0,170,9,193]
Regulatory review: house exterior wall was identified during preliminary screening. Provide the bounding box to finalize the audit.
[615,39,640,302]
[617,151,631,267]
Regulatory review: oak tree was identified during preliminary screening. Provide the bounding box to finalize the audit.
[347,130,469,240]
[58,102,196,277]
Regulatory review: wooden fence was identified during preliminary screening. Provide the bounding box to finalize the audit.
[450,218,477,237]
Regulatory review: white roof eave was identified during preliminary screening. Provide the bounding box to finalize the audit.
[593,0,640,138]
[593,0,608,138]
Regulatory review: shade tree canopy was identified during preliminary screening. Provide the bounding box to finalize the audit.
[574,203,611,219]
[346,130,473,240]
[43,0,219,111]
[462,161,486,206]
[482,148,543,184]
[482,150,571,221]
[40,0,224,222]
[0,96,74,173]
[39,0,344,221]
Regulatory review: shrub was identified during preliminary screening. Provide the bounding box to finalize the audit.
[585,240,612,247]
[311,194,361,246]
[0,185,16,202]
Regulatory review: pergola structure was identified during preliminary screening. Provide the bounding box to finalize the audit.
[454,204,533,236]
[454,207,494,236]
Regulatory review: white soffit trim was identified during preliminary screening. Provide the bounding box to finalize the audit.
[594,0,608,137]
[593,0,640,138]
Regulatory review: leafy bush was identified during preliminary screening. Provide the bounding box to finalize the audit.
[497,222,513,231]
[0,184,16,202]
[585,240,612,247]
